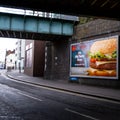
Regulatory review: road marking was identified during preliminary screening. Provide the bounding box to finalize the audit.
[4,74,120,105]
[65,108,99,120]
[0,116,23,120]
[18,92,42,102]
[17,76,24,77]
[1,73,10,79]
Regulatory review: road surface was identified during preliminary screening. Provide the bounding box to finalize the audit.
[0,71,120,120]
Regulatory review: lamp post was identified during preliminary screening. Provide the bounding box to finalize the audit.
[19,60,21,73]
[4,49,7,69]
[19,40,21,73]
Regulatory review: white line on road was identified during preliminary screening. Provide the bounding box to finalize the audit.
[65,108,99,120]
[18,92,43,102]
[1,73,10,79]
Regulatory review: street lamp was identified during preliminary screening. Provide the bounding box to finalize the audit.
[19,40,21,73]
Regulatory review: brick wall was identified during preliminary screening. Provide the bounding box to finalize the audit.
[34,40,45,77]
[74,19,120,41]
[44,40,70,80]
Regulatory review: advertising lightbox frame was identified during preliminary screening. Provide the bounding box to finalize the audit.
[70,35,119,80]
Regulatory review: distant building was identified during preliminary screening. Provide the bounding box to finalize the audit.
[15,39,25,71]
[0,49,6,69]
[6,49,15,69]
[0,49,6,62]
[0,61,4,69]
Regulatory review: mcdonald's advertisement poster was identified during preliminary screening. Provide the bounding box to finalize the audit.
[70,36,118,79]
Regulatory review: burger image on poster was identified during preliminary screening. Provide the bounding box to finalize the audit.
[87,38,117,77]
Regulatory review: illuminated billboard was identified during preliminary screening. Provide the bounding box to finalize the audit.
[70,35,119,79]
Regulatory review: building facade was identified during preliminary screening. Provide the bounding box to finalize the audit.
[24,40,45,77]
[15,39,25,71]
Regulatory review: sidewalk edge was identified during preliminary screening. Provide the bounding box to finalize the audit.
[6,74,120,103]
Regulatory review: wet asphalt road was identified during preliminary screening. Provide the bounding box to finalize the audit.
[0,71,120,120]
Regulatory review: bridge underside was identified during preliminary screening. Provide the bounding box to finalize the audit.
[0,0,120,19]
[0,30,71,41]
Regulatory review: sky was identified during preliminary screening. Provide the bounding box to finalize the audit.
[0,38,17,62]
[0,38,17,50]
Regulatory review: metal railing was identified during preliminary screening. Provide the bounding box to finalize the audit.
[0,7,79,21]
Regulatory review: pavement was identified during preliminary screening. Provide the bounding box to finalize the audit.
[4,70,120,103]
